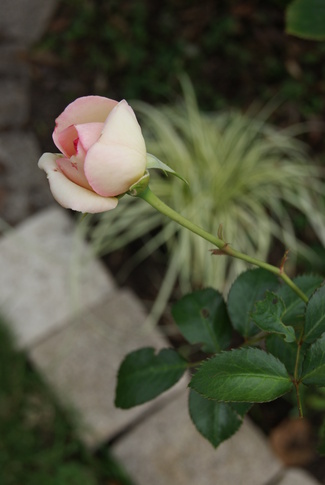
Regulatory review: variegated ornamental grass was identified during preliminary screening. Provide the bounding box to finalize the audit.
[86,81,325,320]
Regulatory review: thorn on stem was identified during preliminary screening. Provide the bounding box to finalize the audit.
[280,249,289,274]
[210,244,229,256]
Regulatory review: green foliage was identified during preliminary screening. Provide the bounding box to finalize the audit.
[115,268,325,449]
[171,288,232,354]
[252,292,295,343]
[189,348,293,403]
[266,334,298,375]
[115,348,188,409]
[286,0,325,40]
[87,82,325,323]
[0,318,134,485]
[276,274,323,325]
[301,335,325,386]
[188,390,250,448]
[227,269,279,338]
[304,284,325,343]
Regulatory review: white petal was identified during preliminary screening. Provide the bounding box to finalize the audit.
[38,153,118,213]
[100,100,146,155]
[84,143,146,197]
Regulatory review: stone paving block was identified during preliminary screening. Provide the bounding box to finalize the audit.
[0,45,28,76]
[0,0,58,45]
[0,45,30,128]
[0,79,29,128]
[29,290,187,449]
[112,392,283,485]
[0,131,52,223]
[278,468,320,485]
[0,207,115,348]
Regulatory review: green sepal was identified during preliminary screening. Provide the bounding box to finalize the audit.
[146,153,188,184]
[127,170,150,196]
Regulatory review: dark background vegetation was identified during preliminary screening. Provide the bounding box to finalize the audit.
[32,0,325,154]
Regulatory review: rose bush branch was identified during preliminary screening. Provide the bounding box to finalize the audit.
[136,186,308,304]
[134,185,310,418]
[35,93,308,304]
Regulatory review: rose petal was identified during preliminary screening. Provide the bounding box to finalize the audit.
[55,125,78,157]
[99,100,146,154]
[85,143,146,197]
[75,122,104,152]
[53,96,118,151]
[57,154,92,190]
[38,153,118,213]
[84,100,147,197]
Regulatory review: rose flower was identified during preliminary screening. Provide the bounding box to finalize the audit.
[39,96,147,213]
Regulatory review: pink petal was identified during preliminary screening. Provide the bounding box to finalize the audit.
[53,96,118,152]
[38,153,118,213]
[57,154,92,190]
[55,125,78,157]
[75,122,104,152]
[85,143,146,197]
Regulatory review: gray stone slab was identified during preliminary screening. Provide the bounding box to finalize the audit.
[0,207,115,348]
[0,46,30,128]
[112,392,282,485]
[278,468,320,485]
[0,78,29,128]
[0,0,58,45]
[29,290,187,449]
[0,131,52,223]
[0,45,28,76]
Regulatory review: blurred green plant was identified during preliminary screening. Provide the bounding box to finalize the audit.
[85,79,325,321]
[0,317,134,485]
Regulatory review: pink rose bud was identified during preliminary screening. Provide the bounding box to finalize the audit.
[38,96,147,213]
